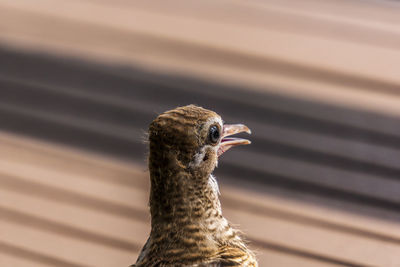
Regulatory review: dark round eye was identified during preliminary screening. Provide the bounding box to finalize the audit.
[208,125,220,144]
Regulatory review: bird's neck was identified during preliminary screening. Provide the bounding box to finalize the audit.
[148,170,238,253]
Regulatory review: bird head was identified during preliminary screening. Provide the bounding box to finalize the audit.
[148,105,251,180]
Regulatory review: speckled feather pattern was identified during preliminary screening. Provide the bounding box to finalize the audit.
[133,105,258,267]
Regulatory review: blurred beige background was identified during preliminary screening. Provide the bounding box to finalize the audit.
[0,0,400,266]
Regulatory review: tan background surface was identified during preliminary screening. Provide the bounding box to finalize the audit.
[0,0,400,266]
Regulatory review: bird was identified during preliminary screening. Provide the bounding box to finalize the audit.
[132,104,257,267]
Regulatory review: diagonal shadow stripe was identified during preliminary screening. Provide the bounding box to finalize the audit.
[0,205,142,252]
[222,195,400,246]
[249,137,400,182]
[0,173,148,222]
[222,163,400,213]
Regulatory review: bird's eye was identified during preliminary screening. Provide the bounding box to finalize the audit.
[208,125,220,144]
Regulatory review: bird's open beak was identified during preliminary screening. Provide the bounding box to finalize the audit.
[218,124,251,157]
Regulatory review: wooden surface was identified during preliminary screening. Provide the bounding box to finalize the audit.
[1,132,399,267]
[1,0,400,116]
[1,0,400,266]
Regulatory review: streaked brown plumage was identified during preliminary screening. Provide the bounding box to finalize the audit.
[133,105,257,267]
